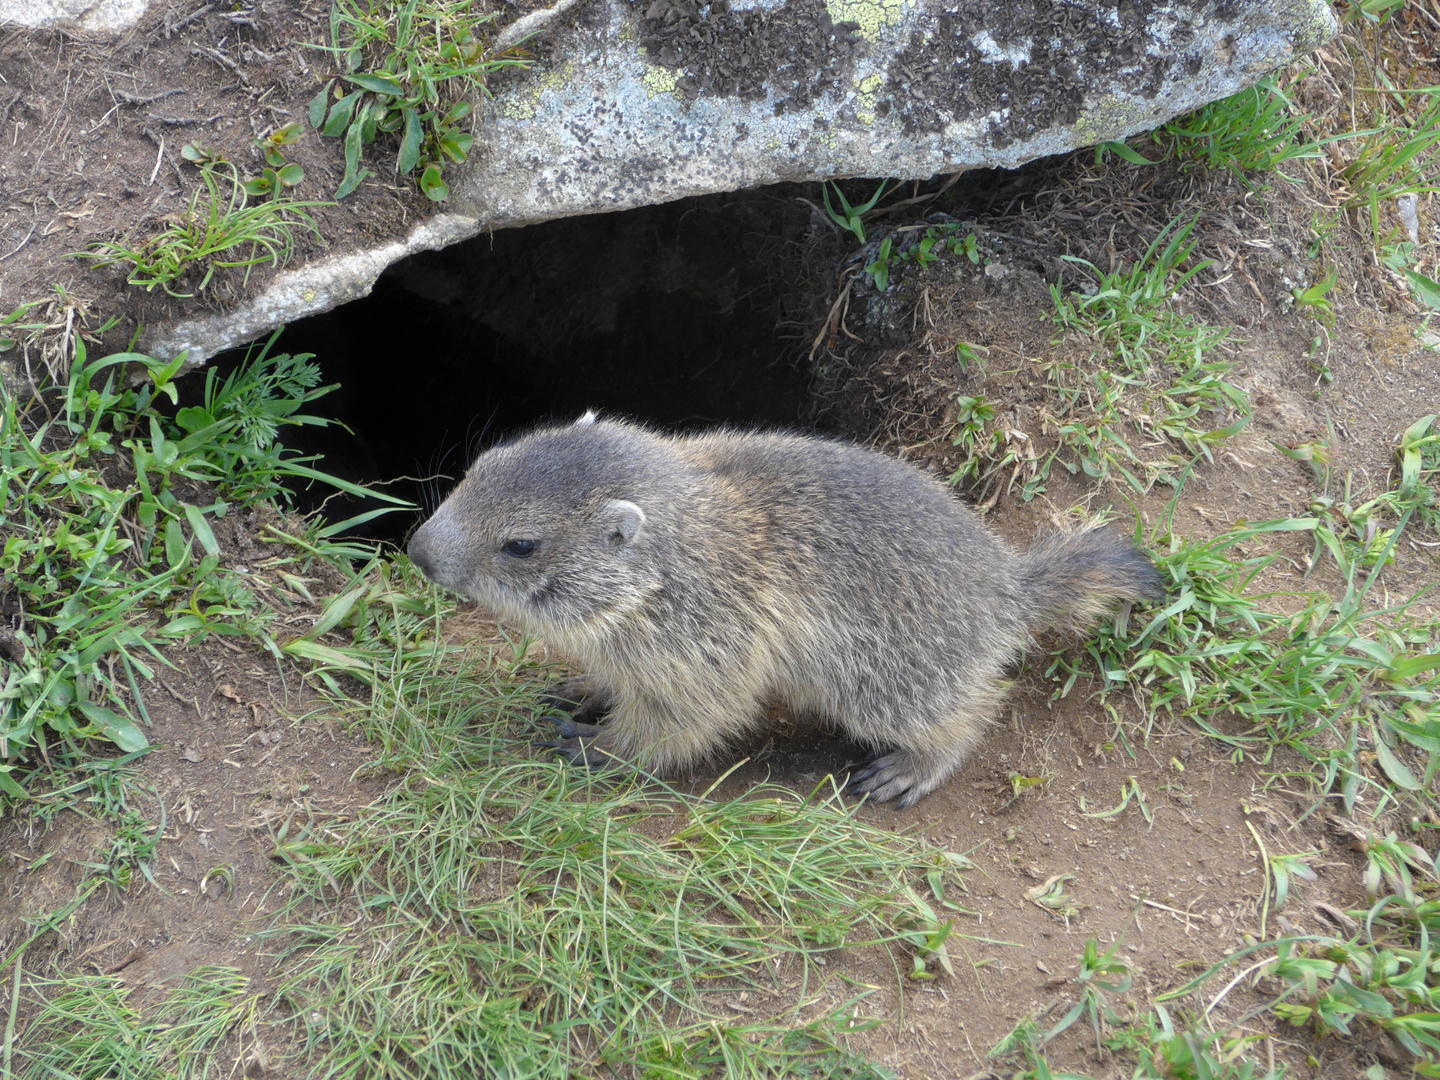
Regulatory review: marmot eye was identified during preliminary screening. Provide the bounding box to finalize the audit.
[503,539,537,559]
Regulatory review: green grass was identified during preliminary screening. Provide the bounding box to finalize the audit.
[269,762,956,1077]
[242,552,966,1078]
[1052,503,1440,815]
[1160,73,1329,178]
[953,214,1248,499]
[74,163,327,298]
[15,965,262,1080]
[309,0,530,201]
[0,337,404,795]
[940,215,1248,502]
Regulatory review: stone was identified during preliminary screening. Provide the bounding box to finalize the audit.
[0,0,148,32]
[22,0,1332,363]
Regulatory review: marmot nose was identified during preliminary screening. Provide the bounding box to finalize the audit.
[407,533,435,578]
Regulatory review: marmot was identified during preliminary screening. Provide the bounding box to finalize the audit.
[407,414,1165,807]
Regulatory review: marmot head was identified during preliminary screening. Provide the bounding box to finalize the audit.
[408,414,668,633]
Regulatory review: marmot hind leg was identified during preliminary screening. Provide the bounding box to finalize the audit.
[841,699,994,808]
[844,747,969,808]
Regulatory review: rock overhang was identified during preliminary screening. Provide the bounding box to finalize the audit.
[1,0,1335,363]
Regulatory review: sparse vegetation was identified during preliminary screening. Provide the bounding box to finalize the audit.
[1056,506,1439,809]
[74,162,327,297]
[309,0,531,201]
[993,213,1248,496]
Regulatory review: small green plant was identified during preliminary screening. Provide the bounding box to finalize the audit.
[1081,776,1152,823]
[1356,829,1436,901]
[947,394,1007,488]
[1293,269,1338,325]
[0,299,47,355]
[904,229,943,270]
[75,163,326,297]
[1393,414,1440,530]
[310,0,530,200]
[953,341,987,372]
[243,122,307,200]
[821,179,891,244]
[1046,938,1133,1051]
[865,236,894,290]
[1344,0,1407,27]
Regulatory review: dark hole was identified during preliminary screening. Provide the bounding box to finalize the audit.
[198,186,825,543]
[192,166,1064,542]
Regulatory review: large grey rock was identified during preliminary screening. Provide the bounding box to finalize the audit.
[0,0,147,31]
[133,0,1335,363]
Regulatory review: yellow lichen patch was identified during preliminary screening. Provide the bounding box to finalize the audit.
[826,0,911,43]
[642,63,682,99]
[1071,96,1154,143]
[498,60,576,121]
[855,71,887,125]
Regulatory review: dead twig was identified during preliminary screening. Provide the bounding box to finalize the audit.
[166,4,214,37]
[103,947,144,974]
[192,45,249,84]
[114,87,187,106]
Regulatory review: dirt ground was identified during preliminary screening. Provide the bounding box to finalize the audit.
[4,42,1440,1080]
[0,0,555,367]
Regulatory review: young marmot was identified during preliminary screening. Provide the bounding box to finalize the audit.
[407,414,1164,807]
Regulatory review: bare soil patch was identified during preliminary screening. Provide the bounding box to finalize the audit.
[0,0,550,364]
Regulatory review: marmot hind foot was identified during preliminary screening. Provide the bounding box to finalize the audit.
[535,713,613,768]
[845,747,947,809]
[539,676,613,727]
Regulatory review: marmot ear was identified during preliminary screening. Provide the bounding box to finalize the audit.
[601,500,646,548]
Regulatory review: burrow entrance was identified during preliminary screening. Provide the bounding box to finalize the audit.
[193,167,1049,538]
[199,186,836,539]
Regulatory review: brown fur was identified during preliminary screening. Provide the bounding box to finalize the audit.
[408,416,1166,806]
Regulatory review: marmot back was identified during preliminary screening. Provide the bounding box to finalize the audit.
[408,415,1165,807]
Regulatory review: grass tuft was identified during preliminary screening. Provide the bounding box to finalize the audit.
[1052,505,1439,820]
[74,163,327,298]
[245,567,965,1077]
[17,965,261,1080]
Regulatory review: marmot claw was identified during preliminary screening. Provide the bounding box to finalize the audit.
[845,751,923,809]
[543,736,616,769]
[539,714,602,741]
